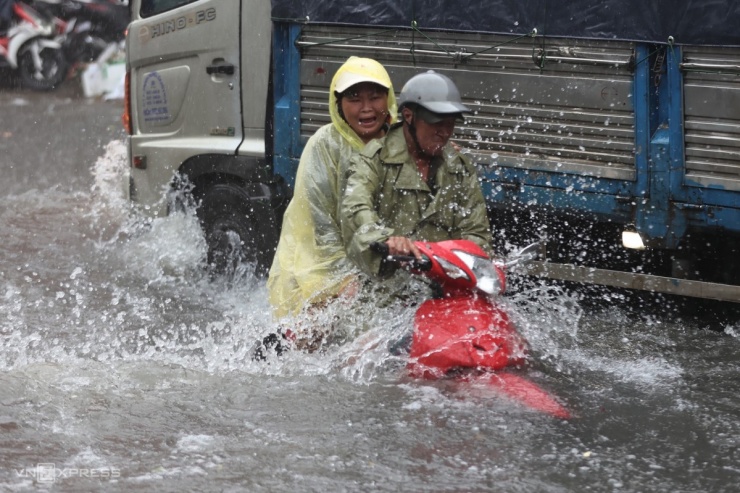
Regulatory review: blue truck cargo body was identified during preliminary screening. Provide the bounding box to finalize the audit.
[271,1,740,255]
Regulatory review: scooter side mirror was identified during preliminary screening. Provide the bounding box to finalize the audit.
[503,241,545,268]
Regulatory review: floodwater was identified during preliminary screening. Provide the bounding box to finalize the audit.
[1,84,739,493]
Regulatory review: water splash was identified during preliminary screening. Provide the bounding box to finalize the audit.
[0,138,592,396]
[724,325,739,338]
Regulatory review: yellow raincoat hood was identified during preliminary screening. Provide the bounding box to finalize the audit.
[329,56,398,151]
[267,57,396,318]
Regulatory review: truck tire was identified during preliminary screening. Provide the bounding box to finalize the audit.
[196,182,274,278]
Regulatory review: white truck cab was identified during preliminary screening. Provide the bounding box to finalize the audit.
[125,0,280,274]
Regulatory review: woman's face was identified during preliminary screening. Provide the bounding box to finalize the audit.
[340,82,389,143]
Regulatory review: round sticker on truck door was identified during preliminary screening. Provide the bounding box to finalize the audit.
[142,72,171,125]
[140,66,190,129]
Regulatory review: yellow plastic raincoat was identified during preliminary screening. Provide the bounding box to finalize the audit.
[267,57,398,318]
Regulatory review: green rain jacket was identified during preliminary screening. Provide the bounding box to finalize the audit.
[341,122,494,276]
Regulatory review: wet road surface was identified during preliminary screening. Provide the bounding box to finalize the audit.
[0,75,125,196]
[1,77,739,492]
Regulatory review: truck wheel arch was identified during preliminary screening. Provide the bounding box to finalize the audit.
[174,154,283,277]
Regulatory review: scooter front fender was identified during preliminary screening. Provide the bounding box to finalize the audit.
[408,296,528,378]
[7,35,61,68]
[6,30,39,67]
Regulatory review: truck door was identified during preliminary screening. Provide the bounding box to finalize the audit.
[127,0,243,212]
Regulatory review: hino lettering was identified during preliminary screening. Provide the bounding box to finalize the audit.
[147,8,216,39]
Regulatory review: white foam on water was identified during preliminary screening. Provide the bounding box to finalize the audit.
[176,435,217,453]
[724,324,739,338]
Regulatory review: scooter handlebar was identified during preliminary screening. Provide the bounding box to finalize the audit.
[369,241,432,271]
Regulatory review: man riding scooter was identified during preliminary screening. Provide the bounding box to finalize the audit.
[341,70,495,276]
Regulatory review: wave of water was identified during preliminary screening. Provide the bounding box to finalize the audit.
[0,141,426,384]
[1,138,689,393]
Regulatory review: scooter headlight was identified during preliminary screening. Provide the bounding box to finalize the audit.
[434,255,470,281]
[452,250,502,295]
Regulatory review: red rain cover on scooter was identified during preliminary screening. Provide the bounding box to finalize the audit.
[409,296,527,378]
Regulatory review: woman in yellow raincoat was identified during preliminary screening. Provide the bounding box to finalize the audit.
[267,57,397,319]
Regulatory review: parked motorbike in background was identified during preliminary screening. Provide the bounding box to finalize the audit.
[31,0,129,65]
[0,1,68,90]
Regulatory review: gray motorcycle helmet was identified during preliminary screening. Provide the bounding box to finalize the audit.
[397,70,471,116]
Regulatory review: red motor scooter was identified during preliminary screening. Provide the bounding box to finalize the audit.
[253,239,570,418]
[375,239,571,419]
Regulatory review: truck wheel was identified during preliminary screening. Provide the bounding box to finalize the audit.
[196,183,272,277]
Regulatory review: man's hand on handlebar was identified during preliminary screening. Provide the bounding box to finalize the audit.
[386,236,423,260]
